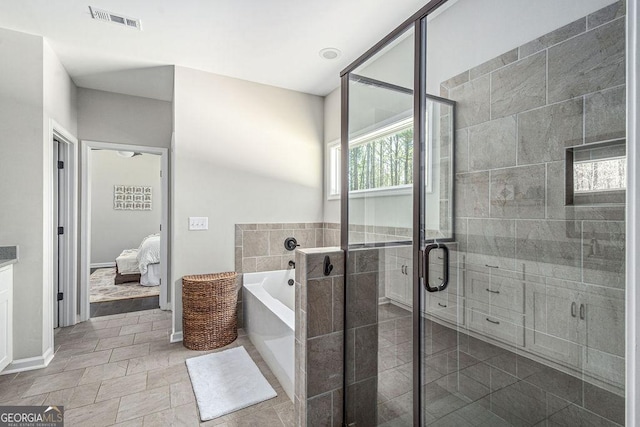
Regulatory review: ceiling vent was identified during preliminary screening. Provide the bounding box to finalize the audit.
[89,6,142,30]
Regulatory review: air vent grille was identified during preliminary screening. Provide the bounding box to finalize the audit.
[89,6,142,30]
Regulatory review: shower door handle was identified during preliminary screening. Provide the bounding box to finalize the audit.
[423,243,449,292]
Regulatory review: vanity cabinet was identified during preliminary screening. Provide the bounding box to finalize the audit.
[0,264,13,372]
[385,247,412,306]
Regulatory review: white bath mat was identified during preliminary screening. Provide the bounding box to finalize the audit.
[185,346,277,421]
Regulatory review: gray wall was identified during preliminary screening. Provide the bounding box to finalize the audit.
[0,28,78,360]
[172,66,325,335]
[77,88,172,148]
[90,151,161,265]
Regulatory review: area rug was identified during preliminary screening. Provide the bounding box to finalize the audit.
[90,267,159,303]
[186,346,277,421]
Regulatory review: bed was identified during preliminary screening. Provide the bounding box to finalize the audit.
[115,233,161,286]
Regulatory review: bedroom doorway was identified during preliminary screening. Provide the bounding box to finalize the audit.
[80,141,169,320]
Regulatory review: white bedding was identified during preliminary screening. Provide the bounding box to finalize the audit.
[137,233,161,275]
[115,249,140,275]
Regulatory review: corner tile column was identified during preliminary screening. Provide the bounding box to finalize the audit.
[294,247,344,427]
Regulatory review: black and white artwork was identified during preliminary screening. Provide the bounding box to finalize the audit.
[114,185,152,210]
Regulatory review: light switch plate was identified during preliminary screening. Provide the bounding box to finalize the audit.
[188,217,208,230]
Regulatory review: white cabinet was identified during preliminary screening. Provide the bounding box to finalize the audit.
[0,265,13,372]
[385,247,412,306]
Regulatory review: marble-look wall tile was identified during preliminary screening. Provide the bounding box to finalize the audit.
[582,221,625,288]
[307,332,344,397]
[515,220,582,281]
[468,116,517,171]
[455,129,469,173]
[587,0,625,29]
[467,219,516,270]
[307,393,332,426]
[518,98,583,164]
[519,18,586,58]
[585,85,626,143]
[455,172,490,218]
[242,230,269,257]
[347,272,378,328]
[449,75,490,128]
[490,165,546,219]
[548,17,625,103]
[470,49,518,80]
[441,70,470,90]
[354,324,378,382]
[545,161,566,220]
[307,278,333,338]
[491,51,546,119]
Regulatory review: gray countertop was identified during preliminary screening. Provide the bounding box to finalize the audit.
[0,246,18,269]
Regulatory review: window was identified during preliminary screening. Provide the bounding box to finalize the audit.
[327,118,413,199]
[566,140,626,205]
[573,157,626,193]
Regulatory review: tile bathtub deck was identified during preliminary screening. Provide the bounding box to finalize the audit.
[0,309,293,427]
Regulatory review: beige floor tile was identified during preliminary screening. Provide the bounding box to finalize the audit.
[133,329,169,345]
[45,381,101,409]
[143,402,199,426]
[113,418,144,427]
[84,327,124,340]
[106,317,140,329]
[95,372,147,402]
[152,319,172,331]
[110,343,150,362]
[116,385,171,423]
[96,335,136,351]
[56,340,99,357]
[138,313,170,324]
[65,397,120,427]
[170,381,196,407]
[23,368,86,397]
[146,364,190,389]
[1,393,48,406]
[79,361,129,385]
[126,352,171,375]
[94,313,128,321]
[273,402,295,427]
[127,309,156,318]
[65,349,113,371]
[227,407,284,427]
[119,323,153,336]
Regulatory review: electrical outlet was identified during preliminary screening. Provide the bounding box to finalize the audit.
[188,217,208,230]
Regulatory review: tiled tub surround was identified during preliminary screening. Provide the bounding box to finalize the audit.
[434,0,624,404]
[235,222,339,328]
[294,247,345,427]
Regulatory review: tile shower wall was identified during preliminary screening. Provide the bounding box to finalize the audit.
[294,248,345,427]
[438,0,625,397]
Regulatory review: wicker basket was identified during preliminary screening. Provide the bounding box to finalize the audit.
[182,272,238,350]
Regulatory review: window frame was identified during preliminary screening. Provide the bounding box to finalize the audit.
[326,117,414,200]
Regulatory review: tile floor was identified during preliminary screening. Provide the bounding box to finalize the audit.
[375,303,624,427]
[0,309,293,426]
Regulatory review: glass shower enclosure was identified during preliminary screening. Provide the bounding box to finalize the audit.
[341,0,627,425]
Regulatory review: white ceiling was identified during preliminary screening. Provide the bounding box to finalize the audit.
[0,0,432,99]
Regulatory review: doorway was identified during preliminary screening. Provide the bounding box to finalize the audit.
[341,0,627,425]
[51,125,78,329]
[80,141,169,320]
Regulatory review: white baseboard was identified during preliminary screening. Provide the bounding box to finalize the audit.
[378,296,391,305]
[170,331,183,343]
[1,346,54,375]
[91,262,116,268]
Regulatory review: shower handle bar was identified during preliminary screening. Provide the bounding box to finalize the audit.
[423,243,449,292]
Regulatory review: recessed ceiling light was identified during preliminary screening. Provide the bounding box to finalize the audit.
[319,48,341,60]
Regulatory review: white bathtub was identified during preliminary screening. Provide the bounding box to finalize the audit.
[243,269,295,401]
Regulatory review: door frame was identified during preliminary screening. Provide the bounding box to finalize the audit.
[50,121,78,329]
[79,141,170,322]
